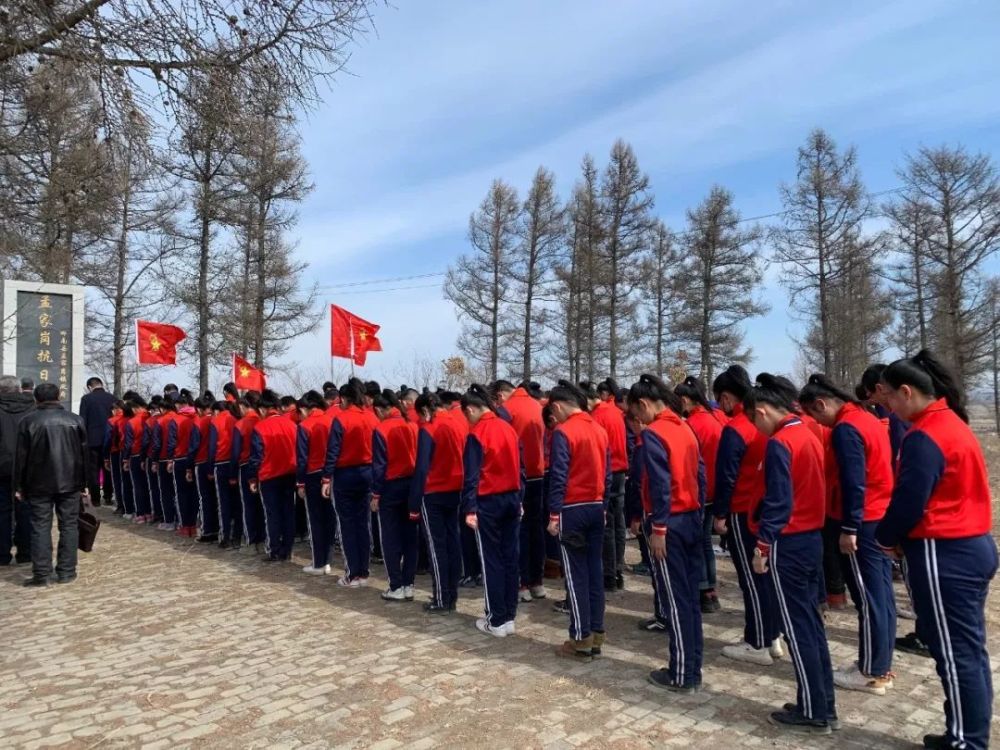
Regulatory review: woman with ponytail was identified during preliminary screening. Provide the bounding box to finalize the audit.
[232,395,265,550]
[627,374,705,693]
[800,374,896,695]
[675,375,725,613]
[861,363,910,466]
[710,365,783,666]
[460,383,523,638]
[322,378,379,587]
[547,381,610,660]
[371,389,419,601]
[876,351,996,750]
[247,390,298,563]
[745,374,835,735]
[208,400,242,549]
[592,378,628,593]
[296,391,336,575]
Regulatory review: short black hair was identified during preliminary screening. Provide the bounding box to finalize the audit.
[87,377,104,388]
[34,383,60,403]
[20,377,34,390]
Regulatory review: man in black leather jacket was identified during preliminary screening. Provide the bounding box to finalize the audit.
[14,383,89,586]
[0,374,35,565]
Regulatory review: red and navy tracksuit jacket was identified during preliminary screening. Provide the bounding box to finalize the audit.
[639,409,706,536]
[873,404,910,467]
[592,399,628,475]
[145,414,161,462]
[547,411,611,517]
[232,412,260,469]
[106,413,125,456]
[122,410,149,457]
[249,413,297,481]
[322,405,378,485]
[372,410,418,495]
[296,410,334,485]
[504,387,545,480]
[752,416,826,550]
[207,411,237,466]
[875,399,992,548]
[408,408,468,513]
[460,410,523,514]
[194,415,212,465]
[713,403,767,516]
[685,406,725,503]
[829,403,892,533]
[167,411,199,463]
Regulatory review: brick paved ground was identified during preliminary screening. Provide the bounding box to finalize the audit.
[2,509,998,749]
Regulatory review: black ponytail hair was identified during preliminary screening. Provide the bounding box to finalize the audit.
[854,383,869,402]
[301,390,326,410]
[437,390,460,407]
[415,391,442,414]
[126,394,148,410]
[194,394,214,411]
[203,389,216,403]
[223,382,239,400]
[860,364,887,397]
[744,373,798,414]
[674,375,713,412]
[121,401,135,419]
[243,390,262,409]
[883,349,968,423]
[373,388,408,420]
[798,374,859,408]
[258,389,281,411]
[712,364,753,401]
[461,383,496,413]
[339,377,366,408]
[596,378,620,400]
[577,380,599,401]
[548,379,589,411]
[627,374,683,415]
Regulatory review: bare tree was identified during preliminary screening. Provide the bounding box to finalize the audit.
[988,278,1000,435]
[641,219,682,378]
[884,197,935,355]
[675,186,767,383]
[444,179,520,382]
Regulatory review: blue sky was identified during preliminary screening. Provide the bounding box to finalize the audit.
[259,0,999,390]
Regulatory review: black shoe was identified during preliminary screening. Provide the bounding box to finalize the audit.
[56,574,77,584]
[15,555,31,565]
[229,544,242,552]
[700,591,721,614]
[552,599,570,615]
[604,577,617,592]
[23,577,50,587]
[424,601,455,614]
[768,710,831,735]
[615,572,625,590]
[113,507,125,516]
[218,539,231,549]
[261,555,281,563]
[629,562,651,576]
[923,734,950,749]
[197,534,218,543]
[783,703,840,731]
[637,617,667,632]
[896,632,932,658]
[647,669,697,694]
[458,576,477,588]
[371,554,383,564]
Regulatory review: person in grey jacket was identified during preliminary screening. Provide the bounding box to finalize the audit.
[0,374,35,565]
[14,383,89,586]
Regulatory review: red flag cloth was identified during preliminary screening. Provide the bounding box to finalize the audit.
[330,305,382,366]
[136,320,186,365]
[234,354,267,391]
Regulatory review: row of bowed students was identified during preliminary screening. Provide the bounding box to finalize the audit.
[103,350,994,747]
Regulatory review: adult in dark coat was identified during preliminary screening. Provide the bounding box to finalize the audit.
[15,383,89,586]
[0,374,35,565]
[79,376,116,506]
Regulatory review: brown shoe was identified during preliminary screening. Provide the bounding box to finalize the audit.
[555,635,594,661]
[591,631,606,657]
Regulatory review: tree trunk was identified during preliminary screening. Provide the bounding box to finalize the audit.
[254,194,267,368]
[522,250,534,381]
[112,144,132,395]
[700,245,713,383]
[197,179,211,393]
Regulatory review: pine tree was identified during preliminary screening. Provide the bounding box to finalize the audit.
[642,220,682,378]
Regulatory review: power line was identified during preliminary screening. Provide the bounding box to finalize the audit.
[316,272,446,290]
[328,282,442,296]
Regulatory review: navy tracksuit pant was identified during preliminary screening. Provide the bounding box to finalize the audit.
[260,474,296,559]
[559,503,605,642]
[602,471,627,580]
[159,461,177,524]
[842,521,896,676]
[333,465,373,580]
[729,511,782,649]
[109,452,124,513]
[129,456,151,516]
[173,458,197,527]
[239,464,266,544]
[214,463,242,545]
[771,531,836,723]
[699,503,717,592]
[475,492,521,628]
[904,535,997,750]
[519,478,545,589]
[147,462,162,520]
[378,477,417,590]
[461,525,482,579]
[119,458,135,516]
[647,511,703,687]
[303,472,335,568]
[422,491,462,608]
[195,462,219,537]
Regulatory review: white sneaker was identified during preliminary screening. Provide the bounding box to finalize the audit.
[123,514,134,520]
[302,564,330,576]
[722,641,774,666]
[503,620,516,636]
[403,586,414,601]
[338,576,361,588]
[834,663,892,695]
[518,588,533,603]
[769,639,784,660]
[529,585,547,600]
[381,587,407,601]
[475,618,507,638]
[355,577,369,587]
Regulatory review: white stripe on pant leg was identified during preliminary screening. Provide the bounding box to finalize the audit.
[303,483,316,567]
[194,466,205,536]
[770,540,813,719]
[731,514,765,647]
[473,524,493,623]
[558,525,583,641]
[214,468,224,540]
[848,551,874,675]
[237,468,250,546]
[376,505,391,586]
[658,556,685,685]
[926,539,965,745]
[331,494,351,579]
[421,499,444,606]
[259,481,272,556]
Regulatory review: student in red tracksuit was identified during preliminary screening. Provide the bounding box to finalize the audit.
[322,378,379,587]
[156,398,179,529]
[232,394,264,549]
[799,374,896,694]
[627,375,706,692]
[746,374,835,735]
[461,384,523,638]
[297,390,336,574]
[208,400,241,549]
[104,402,127,517]
[504,381,547,602]
[591,378,628,592]
[248,390,298,562]
[547,381,610,660]
[409,391,467,613]
[675,375,725,614]
[122,398,152,523]
[711,365,783,665]
[371,389,419,601]
[192,396,220,543]
[166,393,200,537]
[876,351,997,750]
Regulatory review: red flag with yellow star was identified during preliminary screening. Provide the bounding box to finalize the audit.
[136,320,186,365]
[233,354,266,391]
[330,305,382,366]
